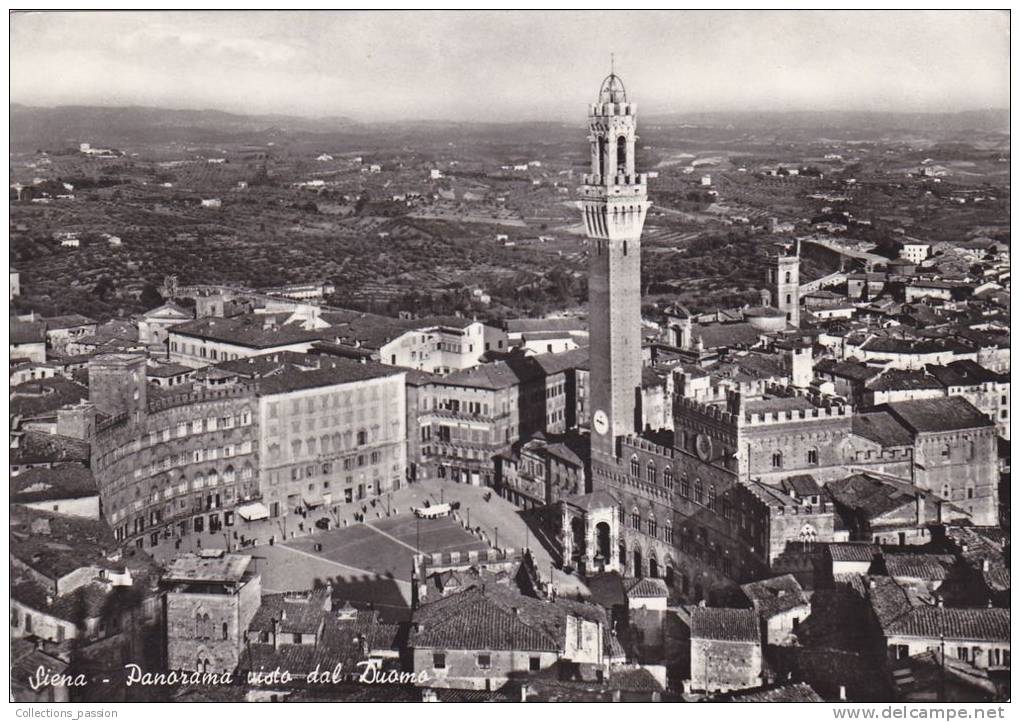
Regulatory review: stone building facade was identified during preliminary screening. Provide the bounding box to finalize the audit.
[163,553,261,674]
[255,364,406,519]
[92,382,259,552]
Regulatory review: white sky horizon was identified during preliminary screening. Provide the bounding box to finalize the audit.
[10,10,1010,123]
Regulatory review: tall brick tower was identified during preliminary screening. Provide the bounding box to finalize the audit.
[581,71,649,463]
[766,242,800,328]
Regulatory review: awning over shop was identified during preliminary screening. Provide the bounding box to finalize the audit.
[303,496,324,509]
[236,502,270,521]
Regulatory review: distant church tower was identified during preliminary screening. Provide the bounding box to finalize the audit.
[766,242,800,328]
[581,71,649,461]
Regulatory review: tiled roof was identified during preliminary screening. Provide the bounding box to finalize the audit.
[865,576,917,630]
[12,577,145,624]
[740,574,810,619]
[505,317,586,334]
[11,431,90,466]
[825,542,880,563]
[887,607,1009,642]
[816,358,883,383]
[43,314,97,330]
[145,362,193,378]
[626,577,668,598]
[438,361,526,391]
[720,682,824,703]
[926,360,1005,388]
[825,474,947,523]
[254,358,402,396]
[10,464,97,503]
[9,505,120,580]
[692,321,761,350]
[882,553,955,581]
[410,583,608,653]
[882,396,994,434]
[170,314,324,348]
[690,607,760,643]
[852,411,914,448]
[607,665,665,693]
[249,589,331,635]
[10,377,89,418]
[867,369,942,392]
[11,321,47,345]
[164,553,252,584]
[779,474,821,497]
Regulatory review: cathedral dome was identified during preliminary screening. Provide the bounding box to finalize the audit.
[598,73,627,104]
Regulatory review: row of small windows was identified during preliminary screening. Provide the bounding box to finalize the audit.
[98,411,253,467]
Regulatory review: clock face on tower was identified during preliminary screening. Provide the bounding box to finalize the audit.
[593,410,609,436]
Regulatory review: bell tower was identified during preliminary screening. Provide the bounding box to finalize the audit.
[581,70,650,462]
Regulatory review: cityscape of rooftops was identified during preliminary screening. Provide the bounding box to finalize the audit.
[7,8,1011,711]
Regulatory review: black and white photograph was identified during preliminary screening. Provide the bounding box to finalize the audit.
[6,8,1011,709]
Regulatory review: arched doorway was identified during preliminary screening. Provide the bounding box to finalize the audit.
[595,522,611,562]
[619,542,627,574]
[664,563,674,587]
[633,550,643,578]
[649,556,659,578]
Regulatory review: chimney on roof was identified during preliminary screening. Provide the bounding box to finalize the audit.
[271,617,280,649]
[915,493,926,526]
[868,579,877,589]
[982,559,990,572]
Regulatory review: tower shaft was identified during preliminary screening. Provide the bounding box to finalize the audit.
[582,87,649,462]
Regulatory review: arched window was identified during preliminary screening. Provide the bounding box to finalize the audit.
[785,271,791,283]
[207,469,219,486]
[616,136,627,173]
[680,474,690,498]
[708,484,717,511]
[647,516,657,539]
[942,484,952,499]
[646,462,657,484]
[694,478,704,505]
[223,466,235,484]
[630,456,640,477]
[193,471,205,490]
[222,622,229,640]
[772,451,783,469]
[663,467,673,490]
[807,447,819,465]
[630,508,641,531]
[597,137,607,178]
[664,523,674,544]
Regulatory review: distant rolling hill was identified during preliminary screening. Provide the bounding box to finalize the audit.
[10,104,356,150]
[645,109,1010,135]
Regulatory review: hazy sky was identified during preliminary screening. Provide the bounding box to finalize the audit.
[10,10,1010,121]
